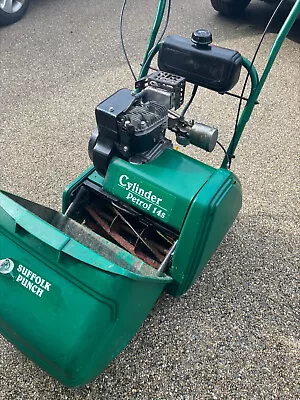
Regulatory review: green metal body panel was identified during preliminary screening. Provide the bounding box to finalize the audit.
[0,191,171,387]
[88,170,105,187]
[63,149,242,297]
[103,149,215,231]
[0,150,241,386]
[168,168,242,296]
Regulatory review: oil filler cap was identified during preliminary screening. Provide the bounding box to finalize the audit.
[191,29,212,47]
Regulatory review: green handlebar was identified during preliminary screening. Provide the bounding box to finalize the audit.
[222,0,300,168]
[141,0,166,68]
[139,42,161,80]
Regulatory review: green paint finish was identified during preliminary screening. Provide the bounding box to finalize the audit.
[88,170,105,187]
[103,149,215,231]
[0,190,171,387]
[140,0,166,68]
[4,258,62,304]
[112,170,176,224]
[167,168,242,296]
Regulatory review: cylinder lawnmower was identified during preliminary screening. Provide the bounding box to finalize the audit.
[0,0,299,388]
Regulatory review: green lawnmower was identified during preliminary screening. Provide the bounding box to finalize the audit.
[0,0,299,388]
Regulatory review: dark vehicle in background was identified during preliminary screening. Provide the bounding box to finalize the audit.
[211,0,295,16]
[0,1,296,26]
[0,0,29,25]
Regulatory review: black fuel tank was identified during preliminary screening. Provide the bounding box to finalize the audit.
[158,33,242,93]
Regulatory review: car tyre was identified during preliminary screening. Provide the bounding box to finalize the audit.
[211,0,251,16]
[0,0,30,26]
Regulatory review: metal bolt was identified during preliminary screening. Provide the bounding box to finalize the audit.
[109,106,114,112]
[123,146,129,152]
[140,121,146,128]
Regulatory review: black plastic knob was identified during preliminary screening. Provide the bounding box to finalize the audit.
[191,29,212,46]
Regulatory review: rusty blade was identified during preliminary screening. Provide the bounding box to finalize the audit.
[112,206,161,261]
[85,206,160,268]
[134,226,164,263]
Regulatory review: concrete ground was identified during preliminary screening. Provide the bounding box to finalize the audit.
[0,0,299,399]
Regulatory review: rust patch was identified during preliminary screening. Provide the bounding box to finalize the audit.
[84,202,175,269]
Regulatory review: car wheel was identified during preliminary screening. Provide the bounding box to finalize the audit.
[211,0,251,16]
[0,0,30,26]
